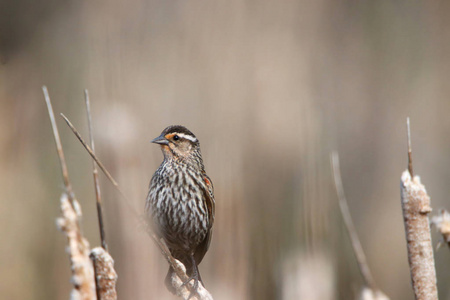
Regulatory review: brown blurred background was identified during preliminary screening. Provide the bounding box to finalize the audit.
[2,0,450,299]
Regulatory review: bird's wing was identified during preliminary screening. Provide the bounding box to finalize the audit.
[194,174,215,264]
[202,174,215,227]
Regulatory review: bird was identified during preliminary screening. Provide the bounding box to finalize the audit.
[146,125,215,296]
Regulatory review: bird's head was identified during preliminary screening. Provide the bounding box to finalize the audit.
[152,125,201,161]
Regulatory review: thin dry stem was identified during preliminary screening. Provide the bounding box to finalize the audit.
[330,152,378,291]
[84,90,108,251]
[42,86,75,207]
[400,171,438,300]
[90,247,117,300]
[407,117,414,177]
[60,113,120,188]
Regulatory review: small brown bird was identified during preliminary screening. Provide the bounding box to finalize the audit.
[146,125,215,295]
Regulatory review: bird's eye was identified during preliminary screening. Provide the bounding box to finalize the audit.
[173,135,179,141]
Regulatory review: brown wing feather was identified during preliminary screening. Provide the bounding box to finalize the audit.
[194,174,215,264]
[203,174,215,227]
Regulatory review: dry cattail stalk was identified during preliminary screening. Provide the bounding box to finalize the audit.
[400,171,438,300]
[400,118,438,300]
[56,193,96,300]
[90,247,117,300]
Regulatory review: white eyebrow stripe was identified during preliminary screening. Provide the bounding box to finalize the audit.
[175,133,197,142]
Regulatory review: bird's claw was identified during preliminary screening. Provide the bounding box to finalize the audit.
[181,274,199,300]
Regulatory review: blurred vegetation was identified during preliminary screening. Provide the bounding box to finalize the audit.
[2,0,450,299]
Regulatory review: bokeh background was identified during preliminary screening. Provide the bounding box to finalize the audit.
[2,1,450,299]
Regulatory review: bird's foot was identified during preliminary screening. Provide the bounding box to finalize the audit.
[181,273,200,300]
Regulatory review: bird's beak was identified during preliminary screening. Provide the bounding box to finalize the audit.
[151,134,169,145]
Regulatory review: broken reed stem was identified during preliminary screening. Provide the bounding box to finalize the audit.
[84,90,108,251]
[401,171,438,300]
[43,86,95,299]
[330,152,378,291]
[90,247,118,300]
[61,113,212,299]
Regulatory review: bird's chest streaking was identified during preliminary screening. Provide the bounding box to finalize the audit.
[148,162,210,253]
